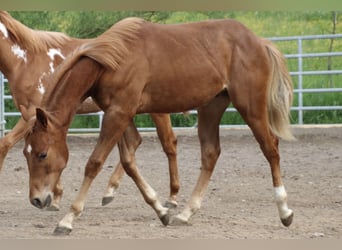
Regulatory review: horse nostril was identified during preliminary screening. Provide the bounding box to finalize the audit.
[45,194,52,207]
[31,198,43,209]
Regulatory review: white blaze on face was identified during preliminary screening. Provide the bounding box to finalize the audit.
[274,185,293,219]
[11,44,27,63]
[0,21,8,38]
[27,144,32,154]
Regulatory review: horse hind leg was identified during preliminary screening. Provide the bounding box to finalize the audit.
[249,116,293,226]
[230,81,293,227]
[171,92,230,225]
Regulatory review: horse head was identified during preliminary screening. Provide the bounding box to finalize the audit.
[21,106,69,209]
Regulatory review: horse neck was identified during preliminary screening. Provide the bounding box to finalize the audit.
[44,58,102,130]
[0,17,81,86]
[0,32,27,78]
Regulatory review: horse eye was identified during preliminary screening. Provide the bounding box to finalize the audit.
[38,152,47,160]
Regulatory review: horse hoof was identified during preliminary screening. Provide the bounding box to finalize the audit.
[170,215,191,226]
[102,196,114,206]
[164,200,178,209]
[160,214,170,226]
[46,204,60,211]
[53,226,72,236]
[281,211,294,227]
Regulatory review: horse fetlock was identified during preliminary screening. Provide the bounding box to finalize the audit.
[70,204,83,217]
[170,214,191,226]
[164,199,178,209]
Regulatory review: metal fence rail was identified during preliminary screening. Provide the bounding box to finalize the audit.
[269,34,342,124]
[1,34,342,135]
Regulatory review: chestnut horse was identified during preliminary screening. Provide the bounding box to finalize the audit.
[0,11,179,209]
[22,17,295,235]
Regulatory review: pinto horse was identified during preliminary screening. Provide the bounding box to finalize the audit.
[21,17,295,235]
[0,11,179,209]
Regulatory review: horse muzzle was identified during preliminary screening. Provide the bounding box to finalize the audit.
[30,194,52,209]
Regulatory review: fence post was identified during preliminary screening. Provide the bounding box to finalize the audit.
[0,73,5,137]
[297,38,304,124]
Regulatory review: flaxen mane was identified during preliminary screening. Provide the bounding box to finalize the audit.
[41,17,144,106]
[0,11,71,52]
[78,17,145,70]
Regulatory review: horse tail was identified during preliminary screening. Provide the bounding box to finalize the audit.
[263,39,296,141]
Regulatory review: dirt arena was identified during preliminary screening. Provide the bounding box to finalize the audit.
[0,126,341,239]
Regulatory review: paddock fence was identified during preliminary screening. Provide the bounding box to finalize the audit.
[1,34,342,137]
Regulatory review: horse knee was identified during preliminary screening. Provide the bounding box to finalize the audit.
[84,158,104,178]
[53,184,64,197]
[118,155,136,178]
[129,133,142,150]
[201,144,221,171]
[163,136,177,156]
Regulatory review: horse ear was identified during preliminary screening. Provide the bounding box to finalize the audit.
[19,105,34,122]
[36,108,48,128]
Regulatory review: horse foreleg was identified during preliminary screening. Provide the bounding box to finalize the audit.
[117,123,169,225]
[47,179,63,211]
[151,113,179,208]
[102,113,178,208]
[101,121,142,206]
[101,161,125,206]
[172,93,229,225]
[54,110,131,235]
[0,118,27,172]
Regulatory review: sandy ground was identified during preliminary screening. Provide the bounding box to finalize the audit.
[0,125,341,239]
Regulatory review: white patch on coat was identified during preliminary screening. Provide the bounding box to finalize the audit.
[36,48,66,95]
[49,62,55,73]
[0,22,8,38]
[36,72,48,95]
[38,83,45,94]
[47,48,65,74]
[11,44,27,63]
[47,48,65,61]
